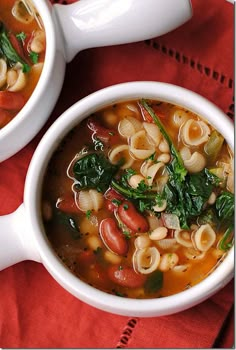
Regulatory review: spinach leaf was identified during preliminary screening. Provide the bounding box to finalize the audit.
[0,22,30,72]
[197,208,218,227]
[73,153,119,193]
[218,224,234,251]
[56,212,81,240]
[215,192,234,251]
[215,191,234,225]
[144,270,163,294]
[140,99,187,182]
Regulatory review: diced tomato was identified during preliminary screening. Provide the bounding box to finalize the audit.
[0,91,25,111]
[8,32,31,64]
[88,263,109,288]
[0,109,12,128]
[8,33,25,60]
[87,117,120,145]
[138,102,166,123]
[77,250,96,268]
[56,193,82,214]
[108,265,147,288]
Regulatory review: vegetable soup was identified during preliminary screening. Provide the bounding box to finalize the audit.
[0,0,46,128]
[42,99,234,299]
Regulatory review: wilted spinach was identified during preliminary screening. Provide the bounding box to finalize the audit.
[144,270,163,294]
[163,168,220,228]
[215,192,234,251]
[215,191,234,226]
[73,153,120,193]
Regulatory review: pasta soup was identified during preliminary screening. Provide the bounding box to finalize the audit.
[41,99,234,299]
[0,0,46,128]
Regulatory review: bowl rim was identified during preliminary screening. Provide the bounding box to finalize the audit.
[0,0,57,140]
[24,81,234,316]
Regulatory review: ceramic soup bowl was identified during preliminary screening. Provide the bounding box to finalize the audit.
[0,0,192,162]
[0,81,234,317]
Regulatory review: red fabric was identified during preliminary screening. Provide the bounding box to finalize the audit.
[0,0,234,348]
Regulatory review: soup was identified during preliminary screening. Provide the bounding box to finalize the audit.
[41,99,234,299]
[0,0,46,128]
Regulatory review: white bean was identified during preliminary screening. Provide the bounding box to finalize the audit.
[159,253,179,271]
[149,226,168,240]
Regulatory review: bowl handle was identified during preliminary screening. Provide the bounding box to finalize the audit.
[0,204,41,271]
[53,0,192,62]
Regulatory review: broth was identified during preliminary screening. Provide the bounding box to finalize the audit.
[41,99,234,299]
[0,0,46,128]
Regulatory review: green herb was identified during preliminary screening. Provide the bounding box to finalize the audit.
[29,51,39,64]
[112,199,121,206]
[0,23,30,72]
[73,153,120,193]
[111,178,155,200]
[144,270,163,294]
[137,179,152,193]
[139,200,150,212]
[86,210,92,219]
[16,32,26,42]
[123,203,129,210]
[111,168,164,214]
[147,152,156,161]
[123,230,131,239]
[123,168,137,180]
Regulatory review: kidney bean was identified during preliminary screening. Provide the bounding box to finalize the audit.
[108,265,147,288]
[100,218,128,256]
[104,188,124,211]
[118,200,149,233]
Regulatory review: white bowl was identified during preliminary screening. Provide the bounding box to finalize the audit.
[0,0,192,162]
[0,81,234,317]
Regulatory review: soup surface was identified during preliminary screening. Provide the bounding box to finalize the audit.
[42,99,234,299]
[0,0,46,128]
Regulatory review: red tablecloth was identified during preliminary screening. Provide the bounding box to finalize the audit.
[0,0,234,348]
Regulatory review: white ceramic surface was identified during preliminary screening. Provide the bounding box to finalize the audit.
[0,81,234,317]
[0,0,192,162]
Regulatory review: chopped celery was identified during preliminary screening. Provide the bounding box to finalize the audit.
[204,130,224,163]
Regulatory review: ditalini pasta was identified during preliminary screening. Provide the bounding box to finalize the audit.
[41,98,234,299]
